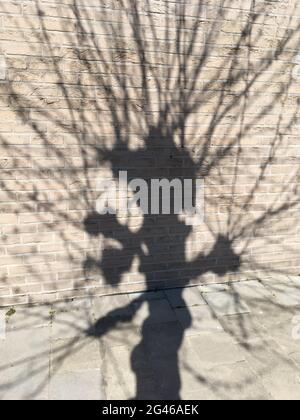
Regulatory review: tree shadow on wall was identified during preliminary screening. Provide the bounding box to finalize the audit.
[0,0,300,400]
[80,0,299,400]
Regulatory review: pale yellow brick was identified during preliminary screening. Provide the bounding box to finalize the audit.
[0,214,18,225]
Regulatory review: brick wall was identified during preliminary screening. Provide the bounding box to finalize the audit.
[0,0,300,306]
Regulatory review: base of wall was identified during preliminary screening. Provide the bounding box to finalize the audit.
[0,271,275,308]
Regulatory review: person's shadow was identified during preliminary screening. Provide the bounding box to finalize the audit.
[84,128,241,400]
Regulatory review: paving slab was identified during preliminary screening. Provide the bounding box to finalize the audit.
[53,298,93,313]
[51,310,93,340]
[181,355,270,400]
[271,287,300,307]
[179,359,220,400]
[231,281,272,301]
[0,327,50,365]
[203,362,271,400]
[203,291,251,317]
[0,364,49,400]
[142,321,185,353]
[128,321,200,399]
[0,327,50,400]
[102,344,156,400]
[259,364,300,400]
[49,370,104,400]
[92,294,132,319]
[141,322,187,389]
[50,337,101,374]
[219,313,268,344]
[132,299,177,326]
[189,332,246,368]
[165,287,206,308]
[257,304,298,330]
[267,320,300,355]
[103,345,136,400]
[241,341,300,400]
[96,321,141,349]
[262,277,300,307]
[5,305,52,332]
[175,306,224,335]
[228,281,278,316]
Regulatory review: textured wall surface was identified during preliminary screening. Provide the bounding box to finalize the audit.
[0,0,300,306]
